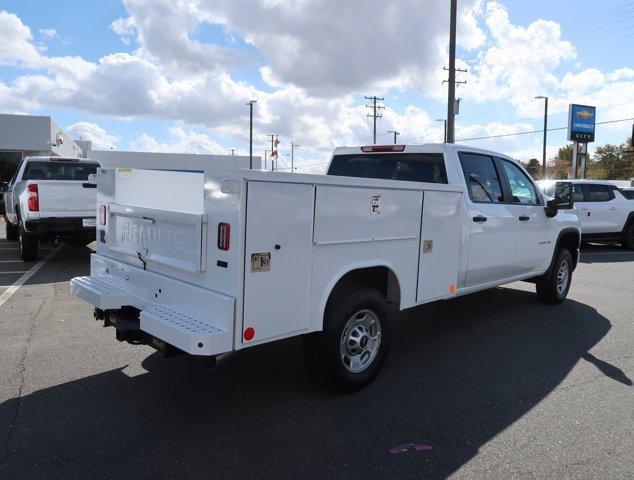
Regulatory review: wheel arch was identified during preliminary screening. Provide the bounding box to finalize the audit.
[317,262,401,330]
[552,227,581,272]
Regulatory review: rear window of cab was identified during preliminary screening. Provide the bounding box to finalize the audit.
[327,153,448,184]
[23,161,99,181]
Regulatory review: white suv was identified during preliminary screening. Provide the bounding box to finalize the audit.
[539,180,634,249]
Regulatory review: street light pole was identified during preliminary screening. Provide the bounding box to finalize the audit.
[291,142,300,172]
[246,100,257,169]
[387,130,400,144]
[436,119,447,143]
[535,95,548,178]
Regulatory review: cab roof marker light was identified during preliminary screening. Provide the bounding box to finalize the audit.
[360,145,406,153]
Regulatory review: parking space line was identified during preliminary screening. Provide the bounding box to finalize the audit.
[0,245,62,308]
[0,271,29,274]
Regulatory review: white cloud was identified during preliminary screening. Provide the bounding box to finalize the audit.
[38,28,58,40]
[130,127,226,154]
[0,10,43,67]
[66,121,120,149]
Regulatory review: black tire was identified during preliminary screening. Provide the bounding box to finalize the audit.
[18,223,38,261]
[622,223,634,250]
[536,247,573,304]
[303,285,391,392]
[5,217,18,241]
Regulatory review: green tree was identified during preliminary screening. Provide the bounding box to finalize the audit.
[588,140,634,180]
[524,158,541,178]
[547,144,573,179]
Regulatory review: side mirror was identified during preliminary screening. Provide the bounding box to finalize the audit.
[554,181,574,209]
[544,181,574,218]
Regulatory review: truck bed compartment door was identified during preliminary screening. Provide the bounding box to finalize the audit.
[417,191,463,302]
[242,182,314,344]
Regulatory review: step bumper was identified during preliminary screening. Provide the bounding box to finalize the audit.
[70,255,236,356]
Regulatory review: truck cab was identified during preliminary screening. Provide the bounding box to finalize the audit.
[70,144,580,391]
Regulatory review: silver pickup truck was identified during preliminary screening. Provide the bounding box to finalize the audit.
[3,156,100,261]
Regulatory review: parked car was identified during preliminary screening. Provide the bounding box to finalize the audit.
[538,179,634,250]
[70,144,580,391]
[3,156,101,260]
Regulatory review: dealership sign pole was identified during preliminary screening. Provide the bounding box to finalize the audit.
[568,104,596,179]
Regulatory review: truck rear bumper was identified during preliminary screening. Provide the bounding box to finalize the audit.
[70,254,235,356]
[25,217,96,238]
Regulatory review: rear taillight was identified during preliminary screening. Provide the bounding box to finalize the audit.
[99,204,107,225]
[27,184,39,211]
[361,145,406,152]
[218,222,230,251]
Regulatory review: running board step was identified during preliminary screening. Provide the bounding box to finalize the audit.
[70,275,133,310]
[140,305,229,356]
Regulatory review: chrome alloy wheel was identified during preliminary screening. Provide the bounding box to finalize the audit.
[340,309,382,373]
[556,259,570,295]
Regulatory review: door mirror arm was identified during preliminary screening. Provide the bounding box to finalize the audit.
[545,198,559,218]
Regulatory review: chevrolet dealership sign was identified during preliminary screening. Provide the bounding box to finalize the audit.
[568,104,596,142]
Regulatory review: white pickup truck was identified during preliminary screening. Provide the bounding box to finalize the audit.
[539,179,634,250]
[70,144,580,391]
[4,156,101,261]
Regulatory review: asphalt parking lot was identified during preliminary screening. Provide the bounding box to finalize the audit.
[0,223,632,479]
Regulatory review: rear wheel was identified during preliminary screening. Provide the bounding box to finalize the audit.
[536,247,573,304]
[5,217,18,241]
[622,223,634,250]
[18,223,38,261]
[303,285,391,392]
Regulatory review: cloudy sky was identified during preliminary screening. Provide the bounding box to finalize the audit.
[1,0,633,172]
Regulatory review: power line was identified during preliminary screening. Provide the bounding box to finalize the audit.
[456,117,634,142]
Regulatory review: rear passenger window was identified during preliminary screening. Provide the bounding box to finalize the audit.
[585,184,613,202]
[459,153,504,203]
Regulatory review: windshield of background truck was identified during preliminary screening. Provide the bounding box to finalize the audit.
[327,153,448,183]
[23,162,99,181]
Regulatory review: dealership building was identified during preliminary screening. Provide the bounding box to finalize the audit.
[0,113,257,183]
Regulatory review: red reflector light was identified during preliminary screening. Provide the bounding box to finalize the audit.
[27,183,39,211]
[361,145,406,153]
[243,327,255,341]
[99,205,107,225]
[217,222,231,251]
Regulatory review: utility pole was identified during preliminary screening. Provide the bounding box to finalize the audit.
[365,95,385,144]
[246,100,257,169]
[444,0,467,144]
[387,130,400,144]
[535,96,549,178]
[291,142,300,172]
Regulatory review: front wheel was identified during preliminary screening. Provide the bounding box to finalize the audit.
[536,247,573,304]
[18,224,38,261]
[303,285,391,392]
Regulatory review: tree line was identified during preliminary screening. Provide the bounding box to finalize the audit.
[522,136,634,181]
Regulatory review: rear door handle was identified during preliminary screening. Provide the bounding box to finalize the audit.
[472,215,487,223]
[519,216,530,221]
[609,207,618,211]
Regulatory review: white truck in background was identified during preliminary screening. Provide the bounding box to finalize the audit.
[539,179,634,250]
[4,157,101,261]
[70,144,580,391]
